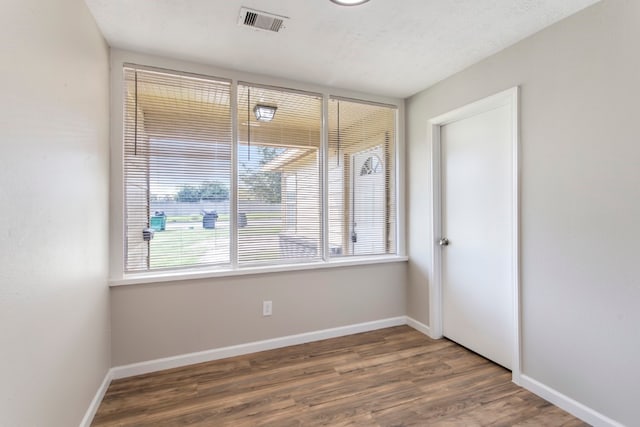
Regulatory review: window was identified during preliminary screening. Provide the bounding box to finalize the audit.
[123,67,232,272]
[122,65,398,275]
[237,84,322,264]
[328,98,396,257]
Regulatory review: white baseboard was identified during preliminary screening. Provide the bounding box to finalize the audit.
[405,316,433,338]
[520,375,623,427]
[111,316,407,380]
[79,369,112,427]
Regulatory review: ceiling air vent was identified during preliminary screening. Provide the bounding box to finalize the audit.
[238,7,288,33]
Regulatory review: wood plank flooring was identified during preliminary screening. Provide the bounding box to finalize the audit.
[92,326,588,426]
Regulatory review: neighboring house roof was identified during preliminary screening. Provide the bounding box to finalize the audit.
[261,148,313,172]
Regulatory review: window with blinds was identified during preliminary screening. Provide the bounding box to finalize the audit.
[123,67,232,272]
[328,98,397,257]
[237,84,322,265]
[121,65,399,275]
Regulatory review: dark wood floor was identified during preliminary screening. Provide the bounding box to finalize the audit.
[93,326,588,426]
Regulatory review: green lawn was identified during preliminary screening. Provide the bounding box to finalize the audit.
[149,222,283,268]
[237,250,281,262]
[165,215,206,222]
[164,212,281,223]
[244,212,282,220]
[150,228,227,269]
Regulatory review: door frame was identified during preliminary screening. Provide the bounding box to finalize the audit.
[428,87,521,384]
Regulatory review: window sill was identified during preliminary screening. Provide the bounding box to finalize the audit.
[109,255,409,287]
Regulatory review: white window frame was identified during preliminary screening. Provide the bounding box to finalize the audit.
[108,50,406,286]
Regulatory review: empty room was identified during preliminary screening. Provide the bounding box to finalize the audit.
[1,0,638,426]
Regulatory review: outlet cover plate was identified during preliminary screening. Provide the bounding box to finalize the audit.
[263,300,273,316]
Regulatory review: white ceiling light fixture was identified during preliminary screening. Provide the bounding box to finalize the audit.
[253,104,278,122]
[329,0,370,6]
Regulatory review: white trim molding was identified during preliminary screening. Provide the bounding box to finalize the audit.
[110,255,408,287]
[428,87,521,384]
[405,316,433,338]
[79,370,112,427]
[520,375,624,427]
[111,316,406,379]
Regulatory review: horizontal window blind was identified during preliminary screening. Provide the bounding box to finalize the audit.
[121,64,401,275]
[237,84,322,265]
[327,98,397,257]
[123,67,232,272]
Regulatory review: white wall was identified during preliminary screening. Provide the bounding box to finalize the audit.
[406,1,639,425]
[0,0,110,425]
[111,263,406,365]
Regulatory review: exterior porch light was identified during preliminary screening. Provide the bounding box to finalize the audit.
[253,104,277,122]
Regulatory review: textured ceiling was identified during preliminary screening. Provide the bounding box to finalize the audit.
[84,0,599,98]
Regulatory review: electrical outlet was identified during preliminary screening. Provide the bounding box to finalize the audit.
[262,300,272,316]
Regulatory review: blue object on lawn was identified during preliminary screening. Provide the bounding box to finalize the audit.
[202,210,218,229]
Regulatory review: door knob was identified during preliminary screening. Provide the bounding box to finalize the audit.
[438,238,450,247]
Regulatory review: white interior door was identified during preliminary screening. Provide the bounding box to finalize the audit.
[352,146,385,255]
[441,104,514,369]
